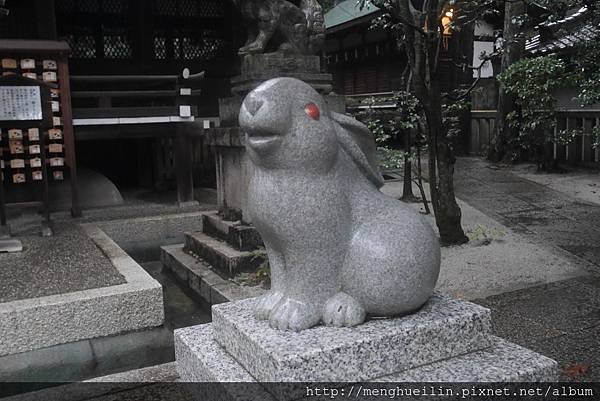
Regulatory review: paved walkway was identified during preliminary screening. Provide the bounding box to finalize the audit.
[454,157,600,382]
[455,158,600,271]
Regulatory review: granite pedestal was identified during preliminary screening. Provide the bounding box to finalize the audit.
[175,294,557,400]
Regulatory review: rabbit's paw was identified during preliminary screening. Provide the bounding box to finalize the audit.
[323,292,366,328]
[254,291,285,320]
[269,297,321,332]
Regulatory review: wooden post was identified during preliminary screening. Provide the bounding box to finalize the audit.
[173,68,204,205]
[57,54,82,217]
[40,104,52,235]
[0,169,7,228]
[175,125,194,205]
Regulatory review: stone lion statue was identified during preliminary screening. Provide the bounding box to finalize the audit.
[0,0,8,18]
[233,0,325,55]
[239,78,441,332]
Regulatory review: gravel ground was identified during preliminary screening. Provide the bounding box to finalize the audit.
[0,222,125,303]
[0,188,218,303]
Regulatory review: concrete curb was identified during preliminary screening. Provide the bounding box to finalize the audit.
[94,211,208,262]
[0,224,165,357]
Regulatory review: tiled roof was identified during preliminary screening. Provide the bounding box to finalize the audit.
[324,0,379,30]
[526,7,600,54]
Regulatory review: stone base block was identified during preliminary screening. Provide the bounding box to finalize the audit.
[240,53,322,76]
[183,232,264,277]
[231,53,330,96]
[201,211,263,251]
[210,294,493,382]
[175,325,557,400]
[231,72,333,96]
[161,244,264,306]
[0,237,23,253]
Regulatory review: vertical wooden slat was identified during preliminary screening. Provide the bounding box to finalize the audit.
[572,117,583,163]
[470,118,479,155]
[595,117,600,163]
[556,117,566,162]
[480,118,490,155]
[489,117,496,149]
[0,158,7,227]
[583,117,592,163]
[565,117,570,161]
[553,124,557,160]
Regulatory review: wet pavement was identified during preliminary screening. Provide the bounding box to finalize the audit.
[454,158,600,272]
[454,157,600,381]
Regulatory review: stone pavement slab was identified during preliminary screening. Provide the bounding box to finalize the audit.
[454,157,600,275]
[448,157,600,381]
[473,277,600,382]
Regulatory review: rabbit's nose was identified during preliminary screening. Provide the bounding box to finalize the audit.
[244,94,264,116]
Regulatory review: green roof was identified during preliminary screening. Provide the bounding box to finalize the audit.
[324,0,379,30]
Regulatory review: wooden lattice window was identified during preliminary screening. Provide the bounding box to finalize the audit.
[153,0,228,61]
[57,0,132,60]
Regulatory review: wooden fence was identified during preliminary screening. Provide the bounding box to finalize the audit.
[470,109,600,166]
[553,111,600,165]
[470,110,496,156]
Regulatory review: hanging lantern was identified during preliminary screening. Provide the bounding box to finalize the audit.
[442,8,454,35]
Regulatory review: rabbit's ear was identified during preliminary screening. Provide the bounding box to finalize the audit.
[331,111,384,188]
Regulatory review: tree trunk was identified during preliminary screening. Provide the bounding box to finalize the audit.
[415,144,431,214]
[424,82,468,245]
[401,130,416,201]
[398,0,467,245]
[488,0,525,162]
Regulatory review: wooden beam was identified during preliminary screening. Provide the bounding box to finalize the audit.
[70,75,179,83]
[71,90,179,98]
[72,106,197,119]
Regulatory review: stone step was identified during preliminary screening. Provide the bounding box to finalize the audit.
[175,325,557,401]
[183,231,265,278]
[201,211,263,252]
[210,294,493,383]
[161,244,264,306]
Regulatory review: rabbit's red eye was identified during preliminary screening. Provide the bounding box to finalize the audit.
[304,102,320,121]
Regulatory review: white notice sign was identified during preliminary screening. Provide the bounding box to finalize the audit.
[0,86,42,121]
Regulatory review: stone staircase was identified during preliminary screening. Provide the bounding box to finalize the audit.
[161,211,266,305]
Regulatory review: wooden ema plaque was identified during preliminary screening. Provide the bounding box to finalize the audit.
[0,74,52,231]
[0,40,80,217]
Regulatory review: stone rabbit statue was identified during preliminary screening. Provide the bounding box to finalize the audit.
[239,78,440,332]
